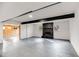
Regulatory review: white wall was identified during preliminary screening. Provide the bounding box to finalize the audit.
[0,23,3,43]
[53,20,70,40]
[26,23,42,38]
[21,24,27,39]
[21,20,70,40]
[32,23,42,37]
[21,23,42,39]
[26,24,34,38]
[69,11,79,56]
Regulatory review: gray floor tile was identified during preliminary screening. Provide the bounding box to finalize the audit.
[3,38,78,57]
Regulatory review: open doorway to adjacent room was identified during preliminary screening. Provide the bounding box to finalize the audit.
[3,24,20,42]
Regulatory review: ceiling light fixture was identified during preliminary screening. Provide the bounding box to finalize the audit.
[29,15,33,18]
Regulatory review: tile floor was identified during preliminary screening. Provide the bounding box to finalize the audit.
[0,43,2,57]
[2,38,78,57]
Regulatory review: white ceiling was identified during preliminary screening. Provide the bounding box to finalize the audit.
[1,2,79,24]
[0,2,55,22]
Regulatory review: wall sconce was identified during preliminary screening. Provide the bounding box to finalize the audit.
[54,25,59,31]
[14,27,17,29]
[3,27,5,30]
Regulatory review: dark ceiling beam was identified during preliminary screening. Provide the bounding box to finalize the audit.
[2,2,61,23]
[21,13,75,24]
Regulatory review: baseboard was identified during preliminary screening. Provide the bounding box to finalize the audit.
[41,37,70,41]
[54,38,70,41]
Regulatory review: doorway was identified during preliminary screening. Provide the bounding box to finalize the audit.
[3,24,20,42]
[42,22,54,39]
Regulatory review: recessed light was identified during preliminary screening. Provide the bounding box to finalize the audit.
[29,15,33,18]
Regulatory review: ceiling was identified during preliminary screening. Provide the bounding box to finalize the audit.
[0,2,55,22]
[1,2,79,24]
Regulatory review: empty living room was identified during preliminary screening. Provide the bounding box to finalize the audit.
[0,0,79,59]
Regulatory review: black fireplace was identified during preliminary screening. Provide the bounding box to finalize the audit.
[42,22,54,39]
